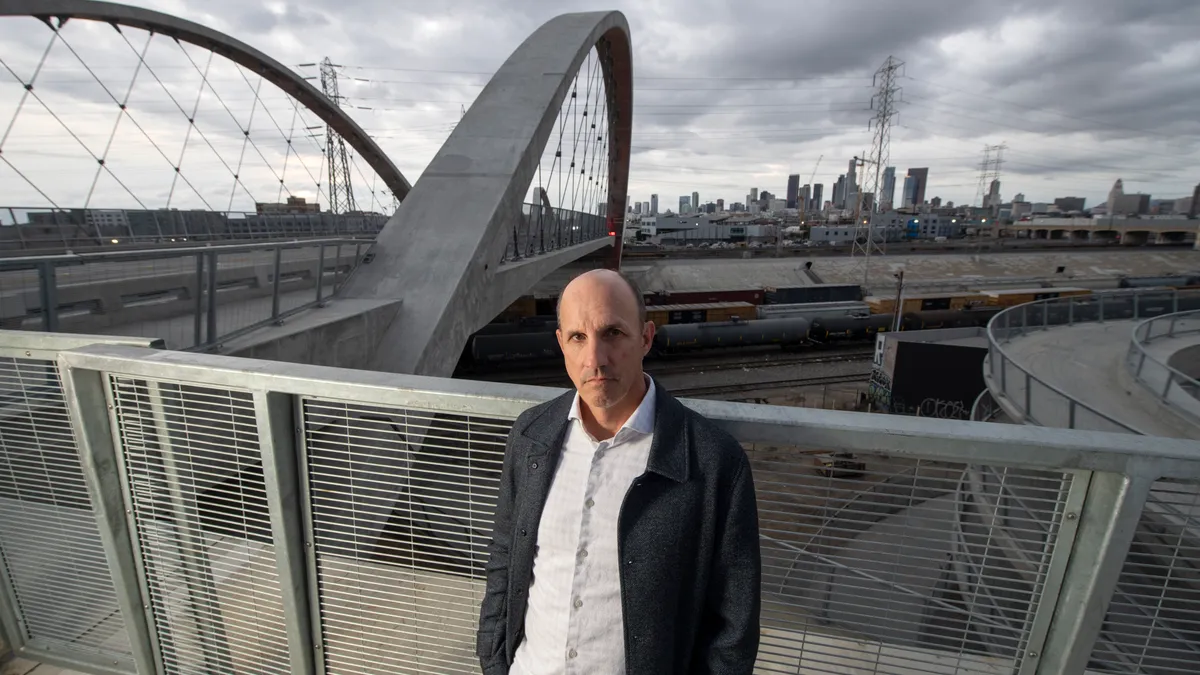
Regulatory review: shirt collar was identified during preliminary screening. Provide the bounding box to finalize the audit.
[568,374,656,435]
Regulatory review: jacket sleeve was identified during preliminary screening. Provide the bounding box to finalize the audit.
[476,422,522,675]
[696,451,761,674]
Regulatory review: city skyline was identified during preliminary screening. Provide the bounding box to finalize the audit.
[0,1,1195,213]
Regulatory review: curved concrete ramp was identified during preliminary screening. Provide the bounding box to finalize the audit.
[338,11,633,376]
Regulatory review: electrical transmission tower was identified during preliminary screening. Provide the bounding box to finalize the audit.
[851,55,905,289]
[319,57,356,215]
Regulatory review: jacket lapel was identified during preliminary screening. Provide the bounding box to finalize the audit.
[645,379,690,483]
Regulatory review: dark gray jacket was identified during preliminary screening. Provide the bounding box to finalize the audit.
[476,381,761,674]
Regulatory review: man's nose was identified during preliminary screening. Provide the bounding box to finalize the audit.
[583,335,608,369]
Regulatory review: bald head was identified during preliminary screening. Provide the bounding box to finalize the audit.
[557,269,646,326]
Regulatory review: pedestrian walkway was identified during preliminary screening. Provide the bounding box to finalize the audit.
[1002,320,1200,439]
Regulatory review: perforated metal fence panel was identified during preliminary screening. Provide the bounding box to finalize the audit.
[0,354,133,665]
[109,376,290,675]
[1088,479,1200,674]
[748,444,1073,675]
[301,397,508,675]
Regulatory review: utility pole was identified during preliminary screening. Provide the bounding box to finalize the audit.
[319,58,356,218]
[851,56,904,290]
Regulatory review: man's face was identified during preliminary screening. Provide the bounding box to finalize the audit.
[556,273,655,411]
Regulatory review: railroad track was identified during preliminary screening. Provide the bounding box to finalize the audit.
[673,373,871,398]
[647,348,874,376]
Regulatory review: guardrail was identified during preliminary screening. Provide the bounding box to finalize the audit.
[0,206,389,253]
[985,288,1200,434]
[0,239,370,350]
[4,331,1200,674]
[1127,310,1200,424]
[501,202,610,263]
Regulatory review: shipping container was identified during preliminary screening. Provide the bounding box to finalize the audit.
[644,302,756,328]
[867,292,988,314]
[764,284,863,305]
[645,288,765,306]
[757,301,871,320]
[981,287,1091,308]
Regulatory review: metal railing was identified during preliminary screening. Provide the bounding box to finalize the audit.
[985,288,1200,434]
[4,331,1200,674]
[0,239,370,351]
[501,202,610,263]
[1127,310,1200,425]
[0,207,389,254]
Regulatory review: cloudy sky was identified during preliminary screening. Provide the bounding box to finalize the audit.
[1,0,1198,215]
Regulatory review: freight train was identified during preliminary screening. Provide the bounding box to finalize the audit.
[466,306,1006,365]
[469,282,1200,367]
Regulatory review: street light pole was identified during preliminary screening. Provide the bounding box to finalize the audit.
[891,269,905,332]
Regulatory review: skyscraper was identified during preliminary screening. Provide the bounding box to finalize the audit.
[716,198,725,211]
[679,196,690,213]
[692,191,699,213]
[750,187,759,203]
[811,184,824,213]
[787,174,801,209]
[984,180,1001,210]
[650,194,658,215]
[833,175,846,209]
[1107,179,1124,216]
[881,167,896,210]
[799,185,811,213]
[907,168,929,206]
[901,175,916,208]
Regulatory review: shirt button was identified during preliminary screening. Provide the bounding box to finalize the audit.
[568,648,578,659]
[574,598,583,608]
[520,528,527,536]
[531,461,539,469]
[579,548,588,559]
[585,498,594,508]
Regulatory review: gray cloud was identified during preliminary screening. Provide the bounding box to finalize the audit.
[0,0,1196,212]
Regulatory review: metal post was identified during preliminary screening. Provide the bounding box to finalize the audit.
[1034,472,1153,675]
[1022,304,1029,335]
[1168,316,1177,339]
[1173,291,1179,314]
[193,254,204,348]
[145,380,233,672]
[1162,371,1173,399]
[206,251,218,346]
[315,245,326,306]
[253,392,317,674]
[1099,293,1105,322]
[60,366,163,675]
[271,246,283,322]
[333,244,343,289]
[1134,293,1140,319]
[1016,470,1092,675]
[37,261,59,332]
[1024,370,1032,414]
[1068,298,1074,325]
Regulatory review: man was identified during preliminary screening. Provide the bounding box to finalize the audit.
[476,269,761,675]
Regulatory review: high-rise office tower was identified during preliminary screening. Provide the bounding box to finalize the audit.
[901,175,916,208]
[716,198,725,211]
[833,175,846,209]
[650,194,659,215]
[881,167,896,210]
[907,168,929,206]
[787,174,801,209]
[692,192,699,213]
[679,196,690,213]
[811,184,824,213]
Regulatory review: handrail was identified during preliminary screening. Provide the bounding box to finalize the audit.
[0,237,371,270]
[984,288,1194,434]
[1127,310,1200,424]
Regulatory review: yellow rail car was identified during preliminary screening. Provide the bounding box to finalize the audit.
[645,302,756,328]
[981,287,1092,308]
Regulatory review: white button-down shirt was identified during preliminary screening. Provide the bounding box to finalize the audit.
[511,376,656,675]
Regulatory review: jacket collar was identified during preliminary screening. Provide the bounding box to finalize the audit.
[519,375,690,483]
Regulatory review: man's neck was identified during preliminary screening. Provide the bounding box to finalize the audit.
[580,375,649,442]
